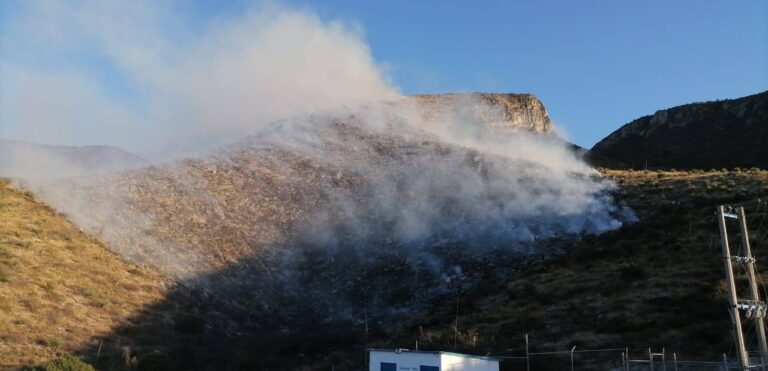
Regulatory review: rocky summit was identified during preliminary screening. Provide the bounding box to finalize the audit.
[407,93,554,134]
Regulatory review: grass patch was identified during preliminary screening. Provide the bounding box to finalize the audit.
[0,180,169,368]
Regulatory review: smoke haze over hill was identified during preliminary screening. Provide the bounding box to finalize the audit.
[2,0,635,326]
[1,1,399,158]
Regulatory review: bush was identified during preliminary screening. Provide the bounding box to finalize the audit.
[137,350,175,371]
[619,265,646,282]
[173,314,205,334]
[26,355,95,371]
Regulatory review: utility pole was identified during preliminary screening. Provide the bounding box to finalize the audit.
[738,206,768,369]
[718,205,768,370]
[718,205,750,369]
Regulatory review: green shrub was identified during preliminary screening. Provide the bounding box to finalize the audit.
[26,355,95,371]
[45,338,64,349]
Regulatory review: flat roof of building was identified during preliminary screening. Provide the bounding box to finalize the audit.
[368,348,500,361]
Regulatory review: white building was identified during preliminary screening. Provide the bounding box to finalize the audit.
[369,349,500,371]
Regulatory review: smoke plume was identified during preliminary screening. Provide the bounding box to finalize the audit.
[2,1,635,322]
[1,0,399,158]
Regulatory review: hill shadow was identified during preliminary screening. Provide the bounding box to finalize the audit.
[72,238,537,370]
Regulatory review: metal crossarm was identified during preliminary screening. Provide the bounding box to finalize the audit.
[732,256,758,264]
[737,300,768,319]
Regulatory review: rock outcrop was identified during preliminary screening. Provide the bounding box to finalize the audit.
[591,91,768,169]
[407,93,554,134]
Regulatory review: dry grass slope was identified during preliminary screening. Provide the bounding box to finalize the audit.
[378,169,768,369]
[2,169,767,370]
[0,180,168,369]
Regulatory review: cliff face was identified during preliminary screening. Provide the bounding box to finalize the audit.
[591,91,768,169]
[407,93,554,134]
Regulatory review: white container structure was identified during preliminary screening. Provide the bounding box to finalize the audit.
[369,349,500,371]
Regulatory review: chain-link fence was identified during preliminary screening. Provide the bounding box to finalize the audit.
[495,343,767,370]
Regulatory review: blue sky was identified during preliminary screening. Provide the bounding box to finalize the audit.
[297,0,768,146]
[2,1,766,150]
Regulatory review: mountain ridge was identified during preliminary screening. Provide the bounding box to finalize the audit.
[0,139,147,179]
[590,91,768,170]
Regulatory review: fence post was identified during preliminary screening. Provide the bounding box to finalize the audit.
[570,346,576,371]
[722,353,728,371]
[622,352,626,371]
[649,348,654,371]
[525,334,530,371]
[662,348,666,371]
[673,353,677,371]
[626,347,630,371]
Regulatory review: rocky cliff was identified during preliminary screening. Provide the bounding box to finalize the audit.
[407,93,554,134]
[591,91,768,169]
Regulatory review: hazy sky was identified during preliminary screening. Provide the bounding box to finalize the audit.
[1,0,766,150]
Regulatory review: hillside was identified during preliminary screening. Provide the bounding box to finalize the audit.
[13,169,757,371]
[20,114,626,335]
[4,161,768,370]
[0,180,168,369]
[6,102,636,369]
[591,91,768,170]
[5,93,768,370]
[369,169,768,369]
[0,139,147,179]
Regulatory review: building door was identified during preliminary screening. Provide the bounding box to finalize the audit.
[420,366,439,371]
[381,362,396,371]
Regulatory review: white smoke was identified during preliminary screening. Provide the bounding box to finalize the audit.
[1,0,399,158]
[1,1,635,319]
